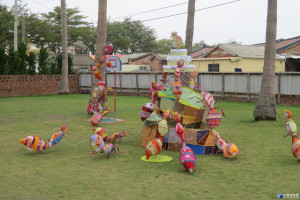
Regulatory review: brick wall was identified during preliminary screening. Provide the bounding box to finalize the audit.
[0,74,79,97]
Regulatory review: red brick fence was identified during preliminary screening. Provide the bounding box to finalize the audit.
[0,74,79,97]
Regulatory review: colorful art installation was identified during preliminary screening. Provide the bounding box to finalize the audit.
[86,43,114,126]
[282,110,300,162]
[163,35,195,71]
[139,32,237,171]
[145,137,163,160]
[19,135,51,152]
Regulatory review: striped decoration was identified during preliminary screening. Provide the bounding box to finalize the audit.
[49,132,63,145]
[180,144,196,173]
[206,109,221,129]
[140,103,155,121]
[223,143,239,159]
[90,134,104,153]
[19,135,51,152]
[102,143,117,159]
[145,137,163,160]
[90,113,103,125]
[201,91,215,108]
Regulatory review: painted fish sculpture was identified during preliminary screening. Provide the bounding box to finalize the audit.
[282,110,300,162]
[175,120,197,173]
[145,137,163,160]
[180,144,196,173]
[19,135,51,152]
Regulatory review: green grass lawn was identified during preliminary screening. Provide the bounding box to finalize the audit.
[1,94,300,200]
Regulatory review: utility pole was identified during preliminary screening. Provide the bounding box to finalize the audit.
[14,0,18,51]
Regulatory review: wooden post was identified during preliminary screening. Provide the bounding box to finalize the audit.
[277,73,281,104]
[136,73,139,96]
[222,73,225,100]
[119,73,122,93]
[247,73,250,102]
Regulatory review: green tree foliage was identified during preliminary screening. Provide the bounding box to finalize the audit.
[18,42,27,75]
[107,18,157,54]
[155,39,173,54]
[192,40,208,51]
[24,6,91,53]
[38,47,49,74]
[50,53,73,74]
[27,52,36,75]
[0,3,14,47]
[0,46,8,75]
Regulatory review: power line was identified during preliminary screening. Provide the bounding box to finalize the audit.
[111,1,192,21]
[141,0,242,22]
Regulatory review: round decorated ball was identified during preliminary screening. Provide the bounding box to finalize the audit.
[140,103,155,121]
[163,109,172,120]
[206,109,221,129]
[106,61,112,68]
[174,112,181,123]
[177,59,184,68]
[223,143,239,159]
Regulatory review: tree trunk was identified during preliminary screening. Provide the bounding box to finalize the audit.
[58,0,69,94]
[94,0,107,88]
[185,0,195,56]
[253,0,277,120]
[183,0,195,86]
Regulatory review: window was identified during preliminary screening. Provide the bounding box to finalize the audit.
[139,66,147,70]
[208,64,219,72]
[235,68,242,72]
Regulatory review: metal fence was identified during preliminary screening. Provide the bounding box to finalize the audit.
[79,71,300,104]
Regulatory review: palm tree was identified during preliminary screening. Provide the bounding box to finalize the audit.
[253,0,277,120]
[183,0,195,86]
[95,0,107,75]
[58,0,69,94]
[185,0,195,56]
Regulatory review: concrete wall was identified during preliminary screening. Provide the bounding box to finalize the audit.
[192,57,285,72]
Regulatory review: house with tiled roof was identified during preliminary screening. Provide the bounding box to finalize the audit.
[127,52,168,71]
[192,46,214,59]
[191,44,285,72]
[257,36,300,71]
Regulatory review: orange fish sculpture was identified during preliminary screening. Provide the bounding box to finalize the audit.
[19,135,51,153]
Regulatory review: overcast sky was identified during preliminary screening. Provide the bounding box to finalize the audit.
[3,0,300,45]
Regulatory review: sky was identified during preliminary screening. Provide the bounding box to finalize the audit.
[3,0,300,45]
